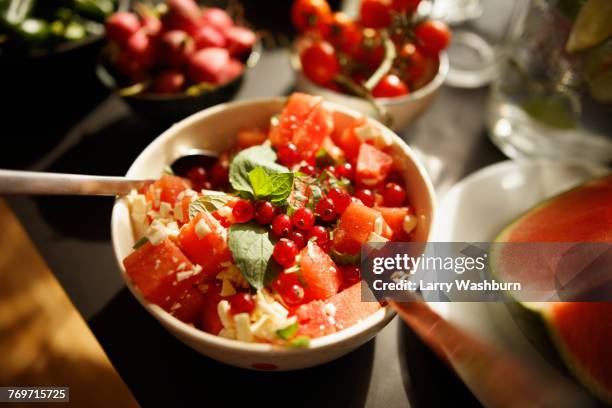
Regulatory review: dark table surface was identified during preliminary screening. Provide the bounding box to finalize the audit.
[1,24,506,407]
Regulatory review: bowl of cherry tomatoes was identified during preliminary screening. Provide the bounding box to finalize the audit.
[289,0,450,131]
[96,0,260,124]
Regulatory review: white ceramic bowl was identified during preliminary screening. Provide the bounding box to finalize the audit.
[290,51,448,131]
[111,97,436,370]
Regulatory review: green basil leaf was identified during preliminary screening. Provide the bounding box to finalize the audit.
[132,236,149,250]
[189,193,233,219]
[228,222,276,289]
[268,172,294,204]
[249,167,273,197]
[229,146,288,194]
[276,322,299,340]
[248,167,294,205]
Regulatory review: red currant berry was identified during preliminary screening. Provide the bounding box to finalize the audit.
[274,273,305,305]
[335,162,354,180]
[382,182,406,206]
[254,200,276,225]
[292,207,315,230]
[341,265,361,286]
[277,143,301,167]
[299,164,317,176]
[355,188,375,207]
[288,230,307,249]
[187,166,207,185]
[308,225,329,246]
[271,214,292,237]
[232,199,254,223]
[229,292,255,314]
[273,238,299,267]
[209,163,229,187]
[327,187,351,214]
[316,197,338,221]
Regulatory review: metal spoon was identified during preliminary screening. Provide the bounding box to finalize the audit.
[0,148,219,196]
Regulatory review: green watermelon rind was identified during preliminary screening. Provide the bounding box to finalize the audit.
[542,307,612,405]
[489,174,612,405]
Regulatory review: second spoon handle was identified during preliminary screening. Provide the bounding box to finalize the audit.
[0,170,153,196]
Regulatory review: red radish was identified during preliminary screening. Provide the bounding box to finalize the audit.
[142,15,162,36]
[201,7,233,31]
[223,26,256,57]
[193,25,226,49]
[163,0,202,35]
[153,70,186,93]
[126,30,155,68]
[188,47,230,83]
[116,50,145,81]
[217,59,243,84]
[105,12,141,45]
[189,48,244,84]
[157,30,195,67]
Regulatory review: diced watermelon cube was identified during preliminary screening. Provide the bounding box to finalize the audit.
[331,117,365,160]
[123,239,202,309]
[355,143,392,187]
[329,282,381,331]
[269,93,333,160]
[299,243,342,301]
[201,296,223,335]
[332,202,389,254]
[294,282,381,338]
[295,300,336,338]
[144,175,190,209]
[375,206,413,240]
[178,212,232,279]
[169,286,206,325]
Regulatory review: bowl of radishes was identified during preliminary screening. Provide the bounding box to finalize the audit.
[289,0,450,131]
[96,0,260,124]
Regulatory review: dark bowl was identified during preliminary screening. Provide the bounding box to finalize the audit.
[96,40,261,125]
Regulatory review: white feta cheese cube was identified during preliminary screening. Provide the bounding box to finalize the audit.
[234,313,253,342]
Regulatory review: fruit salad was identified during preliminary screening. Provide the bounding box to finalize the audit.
[122,93,418,346]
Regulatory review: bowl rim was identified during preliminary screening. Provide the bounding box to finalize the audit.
[289,48,449,106]
[110,96,436,355]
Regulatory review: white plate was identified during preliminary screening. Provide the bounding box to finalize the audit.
[429,159,609,402]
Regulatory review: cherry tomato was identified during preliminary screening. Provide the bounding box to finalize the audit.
[291,0,332,32]
[372,74,409,98]
[391,0,421,12]
[360,0,393,29]
[399,42,426,82]
[353,29,385,70]
[415,20,451,55]
[323,12,362,55]
[300,41,340,86]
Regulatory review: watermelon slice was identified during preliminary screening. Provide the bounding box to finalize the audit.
[299,242,342,301]
[491,174,612,404]
[295,282,381,338]
[124,239,203,309]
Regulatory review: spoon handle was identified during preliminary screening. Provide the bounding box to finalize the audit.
[0,170,153,196]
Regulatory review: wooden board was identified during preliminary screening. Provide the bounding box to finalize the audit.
[0,199,139,408]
